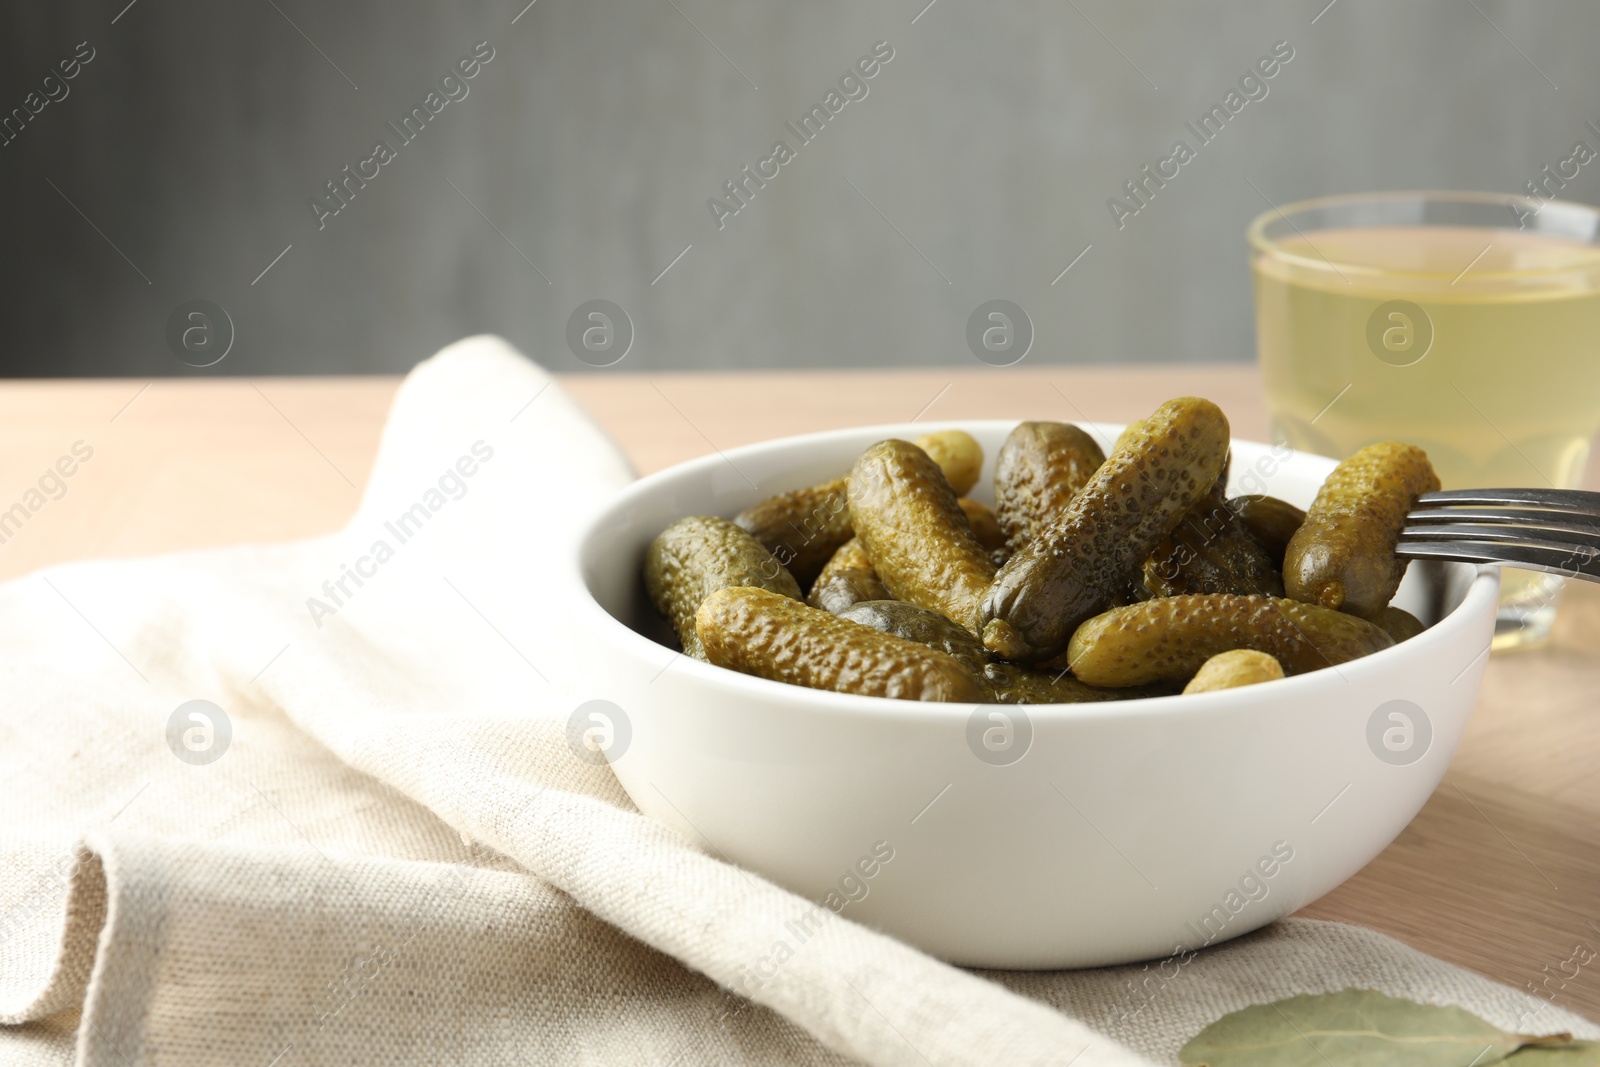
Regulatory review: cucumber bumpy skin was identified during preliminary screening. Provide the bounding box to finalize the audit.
[807,538,891,615]
[1066,593,1394,687]
[980,397,1232,663]
[849,439,997,636]
[838,599,991,673]
[733,431,983,587]
[993,421,1106,554]
[1283,441,1441,618]
[644,516,801,660]
[732,476,853,589]
[1144,478,1285,599]
[838,599,1128,704]
[696,587,984,702]
[1230,494,1306,568]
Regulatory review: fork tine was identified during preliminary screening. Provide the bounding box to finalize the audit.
[1400,522,1600,549]
[1405,506,1600,534]
[1397,538,1600,582]
[1396,488,1600,582]
[1415,488,1600,519]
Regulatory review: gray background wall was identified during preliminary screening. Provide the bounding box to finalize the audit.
[0,0,1594,377]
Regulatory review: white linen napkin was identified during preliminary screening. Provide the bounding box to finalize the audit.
[1,336,1592,1066]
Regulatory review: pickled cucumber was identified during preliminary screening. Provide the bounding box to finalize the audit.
[1102,571,1156,611]
[1283,441,1441,618]
[732,476,852,588]
[644,516,801,660]
[1144,478,1285,598]
[838,599,1125,704]
[807,538,891,615]
[1374,605,1426,643]
[1066,593,1394,687]
[958,497,1008,555]
[849,439,997,635]
[650,399,1429,701]
[734,432,982,586]
[1112,419,1144,455]
[1230,494,1306,567]
[993,421,1106,553]
[982,662,1137,704]
[696,587,984,702]
[838,599,991,673]
[1182,649,1285,694]
[981,397,1231,662]
[914,430,983,496]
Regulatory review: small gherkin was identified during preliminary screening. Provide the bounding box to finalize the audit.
[1283,441,1440,618]
[981,397,1232,662]
[696,587,984,702]
[1066,593,1394,688]
[848,439,996,636]
[644,516,800,660]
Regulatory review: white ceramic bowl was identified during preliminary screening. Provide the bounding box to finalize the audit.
[569,421,1498,969]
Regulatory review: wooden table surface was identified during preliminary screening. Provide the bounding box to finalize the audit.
[1,366,1595,1019]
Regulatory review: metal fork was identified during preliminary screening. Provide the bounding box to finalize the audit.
[1398,488,1600,581]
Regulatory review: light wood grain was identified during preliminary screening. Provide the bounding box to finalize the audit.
[2,368,1595,1019]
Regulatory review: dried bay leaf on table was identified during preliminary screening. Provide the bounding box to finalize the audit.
[1179,988,1574,1067]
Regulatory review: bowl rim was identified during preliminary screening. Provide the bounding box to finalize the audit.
[569,419,1501,723]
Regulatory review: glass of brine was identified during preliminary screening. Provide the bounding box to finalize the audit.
[1249,191,1600,649]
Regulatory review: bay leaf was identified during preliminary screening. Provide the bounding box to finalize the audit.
[1179,989,1570,1067]
[1505,1042,1600,1065]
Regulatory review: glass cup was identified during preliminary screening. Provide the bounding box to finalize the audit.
[1249,191,1600,649]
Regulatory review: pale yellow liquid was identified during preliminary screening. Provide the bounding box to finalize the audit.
[1254,225,1600,642]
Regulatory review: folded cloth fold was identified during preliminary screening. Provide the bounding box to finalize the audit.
[1,337,1593,1066]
